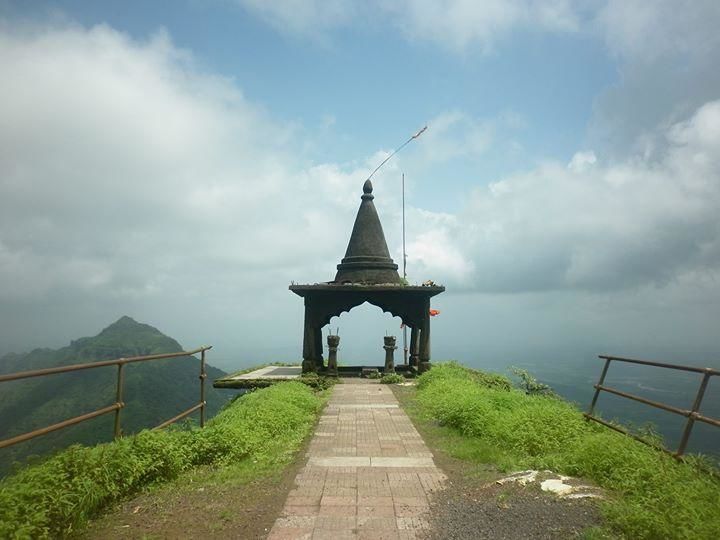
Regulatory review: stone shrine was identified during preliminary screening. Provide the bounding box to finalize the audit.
[289,180,444,373]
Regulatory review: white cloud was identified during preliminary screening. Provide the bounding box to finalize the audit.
[5,15,711,306]
[236,0,581,52]
[410,100,720,293]
[235,0,357,38]
[597,0,720,63]
[568,151,596,171]
[2,15,720,372]
[235,1,720,67]
[0,22,407,352]
[419,111,494,162]
[386,1,720,64]
[405,210,474,284]
[383,0,580,53]
[588,1,720,158]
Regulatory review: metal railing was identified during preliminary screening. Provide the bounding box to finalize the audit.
[0,346,212,450]
[585,354,720,457]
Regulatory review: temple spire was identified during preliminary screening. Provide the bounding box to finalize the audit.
[334,180,401,284]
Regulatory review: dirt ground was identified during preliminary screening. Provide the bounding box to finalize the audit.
[423,474,602,539]
[392,385,604,540]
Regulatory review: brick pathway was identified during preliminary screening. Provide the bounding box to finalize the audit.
[267,380,446,540]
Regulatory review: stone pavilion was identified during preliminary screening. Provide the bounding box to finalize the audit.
[290,180,444,374]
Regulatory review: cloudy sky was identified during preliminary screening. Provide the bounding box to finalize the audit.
[1,1,719,378]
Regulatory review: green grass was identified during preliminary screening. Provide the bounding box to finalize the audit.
[414,362,720,539]
[0,382,326,539]
[380,373,405,384]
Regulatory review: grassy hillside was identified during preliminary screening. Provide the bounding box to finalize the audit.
[0,316,228,476]
[413,362,720,539]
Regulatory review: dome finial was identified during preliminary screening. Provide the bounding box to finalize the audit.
[363,180,373,194]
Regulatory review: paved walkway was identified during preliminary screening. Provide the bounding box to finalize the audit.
[267,380,446,540]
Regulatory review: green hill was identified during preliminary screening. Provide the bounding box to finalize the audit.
[0,316,228,476]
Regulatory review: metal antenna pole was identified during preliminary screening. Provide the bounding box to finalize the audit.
[402,172,408,365]
[402,172,407,280]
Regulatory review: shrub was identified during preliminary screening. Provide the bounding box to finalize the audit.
[300,372,337,390]
[510,366,555,395]
[416,361,511,391]
[380,373,405,384]
[414,363,720,539]
[0,382,324,539]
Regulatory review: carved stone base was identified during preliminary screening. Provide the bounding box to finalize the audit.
[418,361,431,374]
[383,336,397,373]
[327,335,340,377]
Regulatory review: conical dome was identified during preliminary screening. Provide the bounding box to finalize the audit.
[334,180,401,284]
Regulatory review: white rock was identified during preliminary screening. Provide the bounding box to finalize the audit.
[540,478,574,496]
[496,470,538,486]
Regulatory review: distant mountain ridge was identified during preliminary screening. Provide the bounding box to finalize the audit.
[0,316,228,476]
[1,316,190,373]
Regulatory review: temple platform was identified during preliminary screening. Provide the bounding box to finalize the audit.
[213,364,417,389]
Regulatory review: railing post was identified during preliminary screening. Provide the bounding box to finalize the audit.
[676,370,712,456]
[114,363,125,438]
[588,357,612,417]
[200,349,207,428]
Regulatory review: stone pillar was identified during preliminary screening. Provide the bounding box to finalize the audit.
[409,326,419,368]
[301,303,315,373]
[419,303,431,374]
[314,326,324,370]
[327,334,340,376]
[383,336,397,373]
[402,325,409,365]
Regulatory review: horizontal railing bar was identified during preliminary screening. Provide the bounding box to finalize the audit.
[0,403,122,449]
[590,356,718,461]
[153,402,204,431]
[595,384,691,417]
[584,413,670,454]
[0,346,213,383]
[694,413,720,428]
[599,355,720,375]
